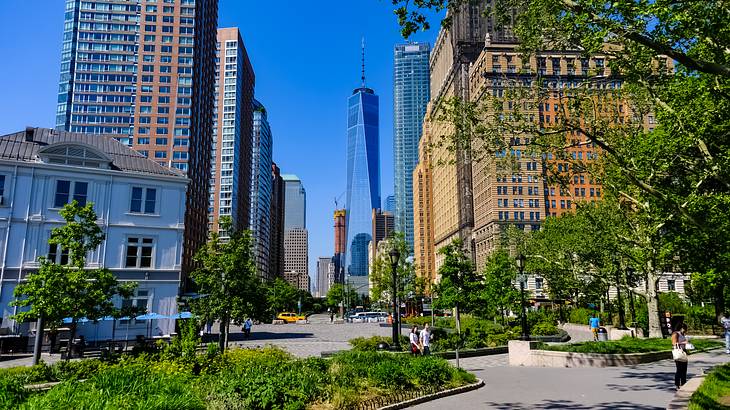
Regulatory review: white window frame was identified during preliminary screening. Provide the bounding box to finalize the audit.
[129,186,158,215]
[52,179,90,209]
[124,236,155,269]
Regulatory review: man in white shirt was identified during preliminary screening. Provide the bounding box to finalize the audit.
[420,323,432,355]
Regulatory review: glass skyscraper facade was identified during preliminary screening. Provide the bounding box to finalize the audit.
[283,175,306,230]
[393,43,430,250]
[345,85,380,280]
[55,0,218,276]
[250,99,273,279]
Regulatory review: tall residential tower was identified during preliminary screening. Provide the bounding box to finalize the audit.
[55,0,218,277]
[210,28,255,235]
[393,43,430,251]
[250,99,273,279]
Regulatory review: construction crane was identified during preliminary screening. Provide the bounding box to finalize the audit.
[334,191,346,210]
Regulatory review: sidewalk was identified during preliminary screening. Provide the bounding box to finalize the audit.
[411,350,730,409]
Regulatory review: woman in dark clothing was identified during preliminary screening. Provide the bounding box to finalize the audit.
[671,323,689,390]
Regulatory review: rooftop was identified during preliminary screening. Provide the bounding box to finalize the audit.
[0,127,186,178]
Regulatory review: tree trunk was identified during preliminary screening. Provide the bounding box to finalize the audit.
[714,282,726,321]
[646,265,662,338]
[224,319,230,350]
[218,320,226,352]
[32,315,44,366]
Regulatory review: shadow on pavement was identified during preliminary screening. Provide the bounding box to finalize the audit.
[203,331,315,343]
[480,400,663,410]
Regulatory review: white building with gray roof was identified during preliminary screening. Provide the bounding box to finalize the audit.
[0,127,188,343]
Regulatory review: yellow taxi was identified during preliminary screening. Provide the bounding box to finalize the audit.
[276,312,306,323]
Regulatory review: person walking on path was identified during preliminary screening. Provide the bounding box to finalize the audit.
[589,313,601,341]
[721,311,730,354]
[410,325,420,355]
[420,323,431,355]
[671,322,689,390]
[243,318,252,339]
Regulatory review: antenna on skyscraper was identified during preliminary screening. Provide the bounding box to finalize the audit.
[361,37,366,87]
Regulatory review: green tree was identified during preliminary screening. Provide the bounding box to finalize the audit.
[433,239,481,316]
[12,201,137,360]
[391,0,730,327]
[325,283,358,311]
[369,233,423,309]
[480,248,520,324]
[189,217,263,350]
[265,277,300,318]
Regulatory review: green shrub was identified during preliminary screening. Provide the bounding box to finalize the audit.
[371,359,411,389]
[0,375,27,410]
[531,321,559,336]
[349,335,407,351]
[411,356,451,386]
[568,307,597,325]
[542,337,722,354]
[52,359,109,381]
[24,364,205,410]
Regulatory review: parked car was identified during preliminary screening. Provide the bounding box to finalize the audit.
[276,312,306,323]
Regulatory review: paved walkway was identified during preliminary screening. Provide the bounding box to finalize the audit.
[411,350,730,409]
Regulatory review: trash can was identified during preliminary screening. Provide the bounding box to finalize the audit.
[376,342,390,351]
[597,327,609,342]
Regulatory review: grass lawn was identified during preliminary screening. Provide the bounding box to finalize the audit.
[539,337,723,354]
[689,363,730,410]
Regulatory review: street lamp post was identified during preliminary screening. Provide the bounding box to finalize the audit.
[389,248,401,350]
[516,254,530,341]
[615,269,627,330]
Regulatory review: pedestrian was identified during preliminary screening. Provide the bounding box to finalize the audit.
[671,322,689,390]
[410,325,420,355]
[330,311,335,323]
[243,318,252,339]
[420,323,431,355]
[720,311,730,354]
[589,313,600,341]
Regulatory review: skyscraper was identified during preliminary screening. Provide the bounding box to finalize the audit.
[384,194,396,215]
[55,0,218,277]
[393,42,430,251]
[371,209,395,264]
[345,42,380,295]
[283,175,308,290]
[250,99,273,279]
[210,28,255,235]
[269,163,286,279]
[317,257,335,298]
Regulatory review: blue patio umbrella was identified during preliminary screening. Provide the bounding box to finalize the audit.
[135,313,168,321]
[62,317,90,324]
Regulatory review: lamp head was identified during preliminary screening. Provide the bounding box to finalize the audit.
[389,248,400,265]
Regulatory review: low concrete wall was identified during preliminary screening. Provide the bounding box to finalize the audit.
[560,323,645,342]
[508,340,671,368]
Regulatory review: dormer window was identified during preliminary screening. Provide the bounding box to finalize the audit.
[38,143,112,169]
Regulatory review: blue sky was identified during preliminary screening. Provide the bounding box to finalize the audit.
[0,1,440,287]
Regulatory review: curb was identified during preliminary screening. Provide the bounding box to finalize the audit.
[666,374,705,410]
[377,378,485,410]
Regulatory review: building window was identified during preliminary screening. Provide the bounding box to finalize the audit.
[535,277,544,290]
[0,175,5,205]
[48,243,70,265]
[130,187,157,214]
[667,279,676,292]
[125,237,154,268]
[120,289,150,325]
[54,180,88,208]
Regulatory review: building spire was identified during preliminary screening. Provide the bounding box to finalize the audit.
[361,37,366,87]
